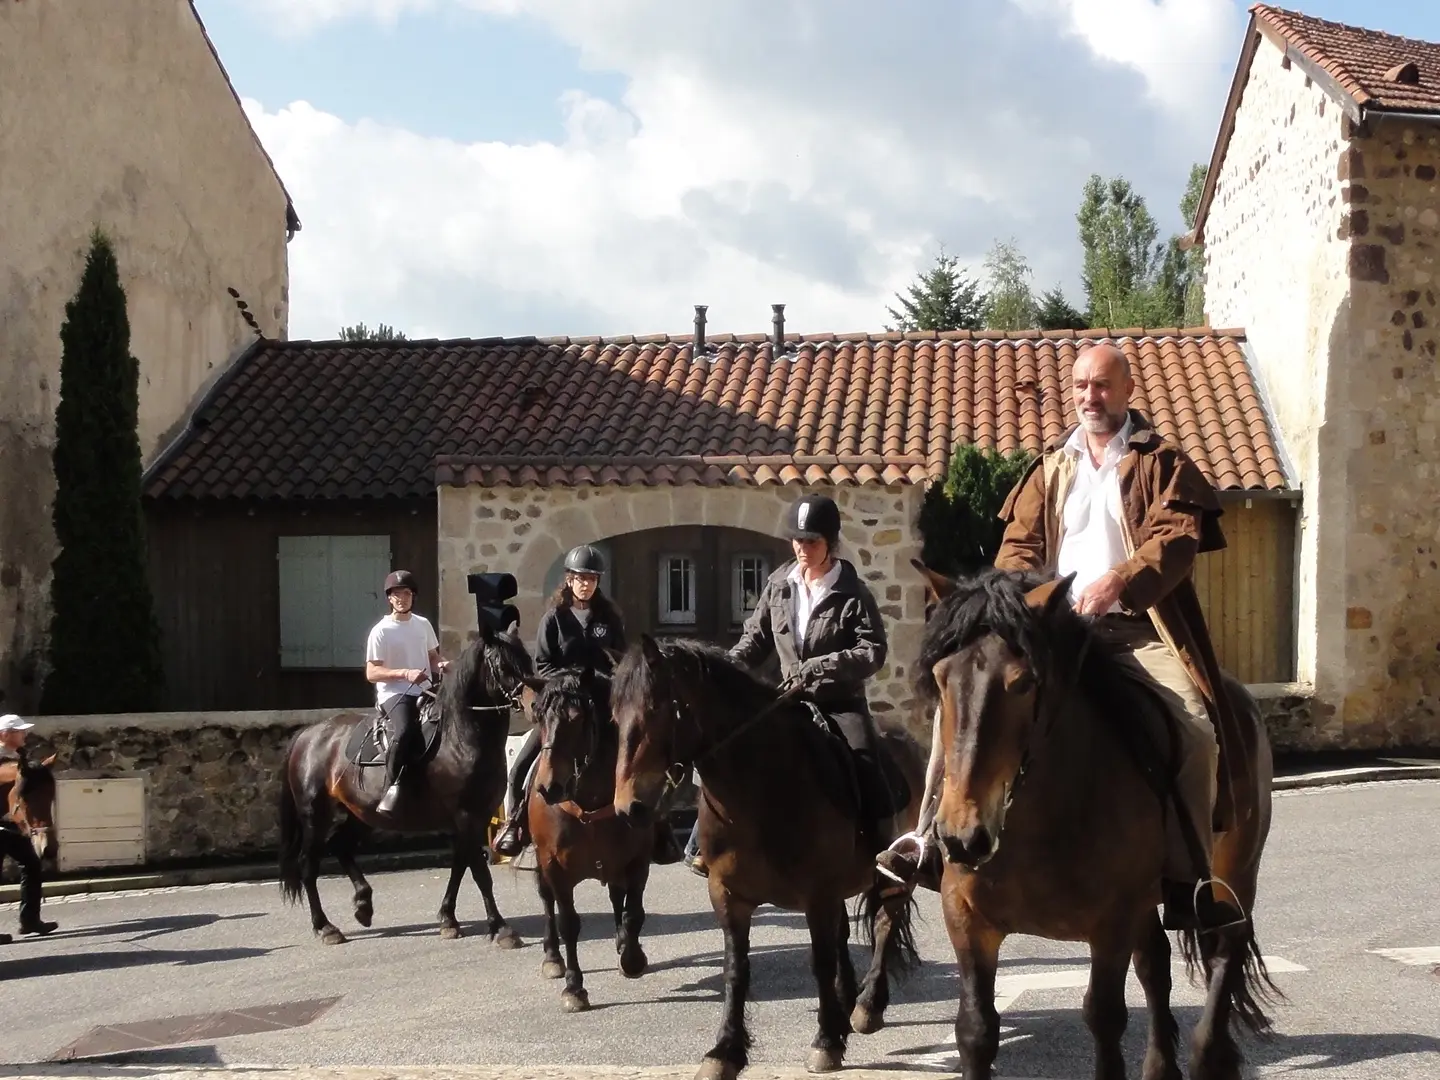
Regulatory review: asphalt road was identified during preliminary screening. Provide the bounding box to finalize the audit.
[3,780,1438,1079]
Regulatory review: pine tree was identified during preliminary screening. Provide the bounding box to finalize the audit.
[918,444,1036,576]
[339,321,408,342]
[41,231,164,714]
[886,248,987,332]
[1178,162,1208,326]
[1035,286,1089,331]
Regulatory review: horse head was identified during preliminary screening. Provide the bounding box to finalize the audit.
[913,561,1078,869]
[534,667,609,805]
[8,753,59,862]
[439,617,536,727]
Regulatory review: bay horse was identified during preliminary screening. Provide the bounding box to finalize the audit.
[914,563,1277,1080]
[528,666,657,1012]
[611,635,928,1080]
[278,619,534,945]
[1,753,59,865]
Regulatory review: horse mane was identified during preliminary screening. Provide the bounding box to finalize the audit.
[536,666,612,722]
[915,566,1153,724]
[438,627,534,724]
[612,637,781,718]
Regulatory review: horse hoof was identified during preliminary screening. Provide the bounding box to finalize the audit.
[560,989,590,1013]
[619,948,648,979]
[850,1004,883,1035]
[440,924,463,940]
[354,904,374,928]
[319,927,347,946]
[541,959,565,979]
[695,1059,739,1080]
[806,1047,844,1073]
[492,926,523,950]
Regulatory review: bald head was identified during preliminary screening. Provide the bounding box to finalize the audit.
[1072,343,1134,437]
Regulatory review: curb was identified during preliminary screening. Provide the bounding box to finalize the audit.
[5,771,1436,904]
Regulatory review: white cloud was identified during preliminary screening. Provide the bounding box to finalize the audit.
[238,0,1244,340]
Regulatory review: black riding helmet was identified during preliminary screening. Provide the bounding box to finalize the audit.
[563,544,608,575]
[384,569,420,595]
[786,494,841,547]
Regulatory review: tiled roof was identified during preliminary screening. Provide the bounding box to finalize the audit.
[1253,5,1440,113]
[143,329,1292,501]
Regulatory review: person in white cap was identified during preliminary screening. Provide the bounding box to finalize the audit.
[0,714,58,940]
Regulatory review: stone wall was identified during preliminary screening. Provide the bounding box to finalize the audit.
[1201,33,1348,711]
[437,483,931,737]
[21,710,360,864]
[0,0,292,712]
[1330,117,1440,745]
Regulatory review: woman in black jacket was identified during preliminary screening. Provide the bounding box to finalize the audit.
[492,543,625,858]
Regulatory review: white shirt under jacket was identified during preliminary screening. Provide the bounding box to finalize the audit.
[1055,415,1133,614]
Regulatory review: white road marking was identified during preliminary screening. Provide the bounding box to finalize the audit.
[1368,945,1440,966]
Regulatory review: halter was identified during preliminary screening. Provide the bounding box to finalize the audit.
[1000,632,1091,814]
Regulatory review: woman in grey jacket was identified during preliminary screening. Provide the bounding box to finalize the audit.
[687,493,892,874]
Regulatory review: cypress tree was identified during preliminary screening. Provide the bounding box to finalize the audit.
[40,230,164,714]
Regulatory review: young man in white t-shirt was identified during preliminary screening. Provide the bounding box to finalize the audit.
[366,570,448,815]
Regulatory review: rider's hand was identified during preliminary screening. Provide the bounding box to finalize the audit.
[437,659,450,675]
[1073,571,1125,617]
[404,668,427,684]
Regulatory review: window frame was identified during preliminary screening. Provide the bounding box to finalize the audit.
[730,552,770,625]
[657,552,698,626]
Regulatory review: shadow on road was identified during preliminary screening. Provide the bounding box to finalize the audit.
[0,945,279,981]
[37,912,266,944]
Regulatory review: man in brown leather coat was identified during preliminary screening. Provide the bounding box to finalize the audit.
[993,342,1244,931]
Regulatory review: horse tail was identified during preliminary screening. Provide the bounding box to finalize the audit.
[858,878,921,981]
[1178,920,1283,1036]
[277,762,305,906]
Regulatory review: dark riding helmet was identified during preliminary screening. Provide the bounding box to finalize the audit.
[563,544,608,575]
[786,494,841,547]
[384,569,420,595]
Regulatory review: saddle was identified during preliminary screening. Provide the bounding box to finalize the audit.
[802,702,911,823]
[345,693,443,769]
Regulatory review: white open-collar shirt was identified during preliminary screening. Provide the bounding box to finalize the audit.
[1055,415,1133,613]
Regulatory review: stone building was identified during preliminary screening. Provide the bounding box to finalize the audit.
[141,326,1292,735]
[1192,4,1440,746]
[0,0,297,710]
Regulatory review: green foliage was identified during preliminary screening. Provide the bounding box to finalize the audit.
[982,239,1038,331]
[886,248,987,332]
[918,444,1036,576]
[1035,286,1089,330]
[1179,162,1208,326]
[339,322,409,342]
[41,230,164,714]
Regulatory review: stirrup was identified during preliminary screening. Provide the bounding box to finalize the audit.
[876,830,927,885]
[376,783,403,815]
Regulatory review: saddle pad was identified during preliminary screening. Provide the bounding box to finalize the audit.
[345,700,442,768]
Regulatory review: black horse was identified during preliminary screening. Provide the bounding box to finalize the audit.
[278,619,535,945]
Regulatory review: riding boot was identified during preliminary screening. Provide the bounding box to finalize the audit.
[1161,879,1245,932]
[376,753,406,815]
[493,799,530,859]
[876,838,943,893]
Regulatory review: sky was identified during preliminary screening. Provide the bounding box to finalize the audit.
[195,0,1440,342]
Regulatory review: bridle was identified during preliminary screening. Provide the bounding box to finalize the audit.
[998,632,1091,813]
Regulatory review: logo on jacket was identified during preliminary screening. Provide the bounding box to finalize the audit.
[590,623,608,639]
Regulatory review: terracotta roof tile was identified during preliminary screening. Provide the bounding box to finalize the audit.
[143,330,1292,501]
[1253,4,1440,113]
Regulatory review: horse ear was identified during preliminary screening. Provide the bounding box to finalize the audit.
[601,645,625,666]
[1025,573,1076,621]
[640,633,662,666]
[505,619,520,638]
[40,754,56,769]
[911,558,956,604]
[523,675,548,693]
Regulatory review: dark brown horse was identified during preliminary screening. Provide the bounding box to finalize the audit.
[611,635,927,1080]
[278,619,534,945]
[914,563,1277,1080]
[528,666,657,1012]
[1,754,58,865]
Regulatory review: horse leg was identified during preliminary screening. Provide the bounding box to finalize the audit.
[539,869,565,979]
[329,816,374,929]
[945,910,1003,1080]
[1083,933,1133,1080]
[462,810,522,948]
[301,796,346,945]
[834,903,858,1019]
[1131,911,1182,1080]
[697,891,755,1080]
[804,899,851,1074]
[554,874,589,1013]
[614,856,650,978]
[851,885,904,1034]
[1188,925,1249,1080]
[437,830,472,939]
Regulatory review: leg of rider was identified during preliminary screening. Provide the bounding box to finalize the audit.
[833,710,892,854]
[876,703,945,884]
[1121,630,1238,928]
[377,694,421,813]
[495,726,541,855]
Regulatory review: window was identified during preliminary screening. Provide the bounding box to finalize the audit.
[658,553,697,625]
[732,554,769,624]
[278,535,392,668]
